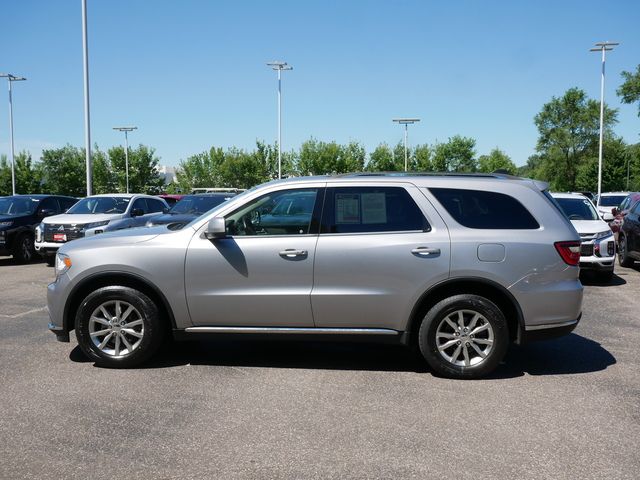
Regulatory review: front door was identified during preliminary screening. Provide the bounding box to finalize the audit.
[185,186,324,327]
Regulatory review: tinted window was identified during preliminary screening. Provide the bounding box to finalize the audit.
[131,198,149,214]
[59,197,78,211]
[226,188,319,236]
[554,197,599,221]
[0,197,39,215]
[147,199,166,213]
[430,188,539,229]
[68,197,130,214]
[321,187,429,234]
[38,197,59,214]
[171,195,231,215]
[632,201,640,215]
[599,195,627,207]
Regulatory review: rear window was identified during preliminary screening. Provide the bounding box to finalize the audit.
[430,188,539,229]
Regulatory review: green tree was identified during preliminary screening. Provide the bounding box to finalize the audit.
[414,144,432,171]
[40,145,87,196]
[575,138,628,192]
[617,65,640,117]
[477,148,517,174]
[0,155,12,196]
[534,87,617,191]
[175,147,225,192]
[432,136,477,172]
[219,148,268,189]
[517,154,544,179]
[93,148,117,194]
[298,138,365,175]
[366,143,399,171]
[108,144,165,194]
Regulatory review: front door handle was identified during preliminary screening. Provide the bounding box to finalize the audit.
[411,246,441,257]
[279,249,308,259]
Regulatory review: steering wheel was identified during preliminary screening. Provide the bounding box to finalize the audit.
[242,215,256,235]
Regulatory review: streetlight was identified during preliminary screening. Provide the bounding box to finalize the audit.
[590,41,619,199]
[81,0,92,196]
[0,73,26,196]
[113,126,138,193]
[392,118,420,171]
[266,61,293,179]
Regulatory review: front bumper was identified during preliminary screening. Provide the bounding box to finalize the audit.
[47,274,71,342]
[35,241,63,255]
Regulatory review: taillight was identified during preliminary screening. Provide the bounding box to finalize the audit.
[554,241,581,266]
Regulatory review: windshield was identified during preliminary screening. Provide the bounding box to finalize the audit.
[67,197,131,214]
[170,195,232,215]
[0,197,39,216]
[599,195,626,207]
[555,197,599,221]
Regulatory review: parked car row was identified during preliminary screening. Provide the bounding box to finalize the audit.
[0,192,237,264]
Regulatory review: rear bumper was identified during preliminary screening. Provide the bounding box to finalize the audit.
[520,314,581,343]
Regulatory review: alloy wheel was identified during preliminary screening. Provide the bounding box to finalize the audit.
[435,309,494,367]
[89,300,145,357]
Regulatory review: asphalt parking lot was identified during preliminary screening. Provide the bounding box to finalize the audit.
[0,257,638,480]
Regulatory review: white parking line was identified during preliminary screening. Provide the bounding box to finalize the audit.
[0,307,47,319]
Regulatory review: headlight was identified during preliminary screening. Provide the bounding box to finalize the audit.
[55,253,72,277]
[82,220,109,230]
[594,230,613,240]
[0,221,13,228]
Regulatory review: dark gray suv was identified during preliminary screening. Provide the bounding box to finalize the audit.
[47,174,583,379]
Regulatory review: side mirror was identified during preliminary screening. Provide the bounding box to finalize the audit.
[205,217,226,240]
[131,208,145,217]
[603,212,614,222]
[38,208,56,218]
[611,207,618,216]
[162,207,169,214]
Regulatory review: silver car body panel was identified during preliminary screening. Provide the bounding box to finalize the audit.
[47,175,583,339]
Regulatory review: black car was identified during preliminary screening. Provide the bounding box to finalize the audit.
[145,193,235,227]
[618,197,640,267]
[0,195,77,263]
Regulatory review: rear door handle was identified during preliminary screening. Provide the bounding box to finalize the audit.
[279,249,308,259]
[411,247,441,257]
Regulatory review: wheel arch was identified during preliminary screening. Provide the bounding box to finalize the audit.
[63,271,177,333]
[406,277,524,345]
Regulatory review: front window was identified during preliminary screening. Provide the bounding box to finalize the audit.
[555,197,599,221]
[225,189,319,236]
[0,197,38,216]
[599,195,627,207]
[170,195,232,215]
[67,197,131,214]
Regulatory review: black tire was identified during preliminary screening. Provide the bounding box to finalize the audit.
[45,255,56,267]
[618,235,633,267]
[75,286,166,368]
[418,294,509,379]
[12,232,35,263]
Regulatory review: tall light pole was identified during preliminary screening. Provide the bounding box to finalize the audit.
[0,74,26,195]
[393,118,420,171]
[113,126,137,193]
[81,0,93,196]
[266,61,293,179]
[590,41,619,199]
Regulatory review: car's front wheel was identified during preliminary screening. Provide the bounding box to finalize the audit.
[75,286,166,368]
[418,294,509,379]
[12,232,35,263]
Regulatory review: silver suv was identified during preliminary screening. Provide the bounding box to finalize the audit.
[47,174,583,379]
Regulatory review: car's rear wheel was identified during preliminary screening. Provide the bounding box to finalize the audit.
[418,294,509,379]
[75,286,166,368]
[12,232,35,263]
[618,236,634,267]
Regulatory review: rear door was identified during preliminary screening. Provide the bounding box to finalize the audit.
[311,183,450,331]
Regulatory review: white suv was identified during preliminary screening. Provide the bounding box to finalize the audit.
[35,194,168,265]
[552,193,615,281]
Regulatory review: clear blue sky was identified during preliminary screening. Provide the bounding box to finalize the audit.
[2,0,639,168]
